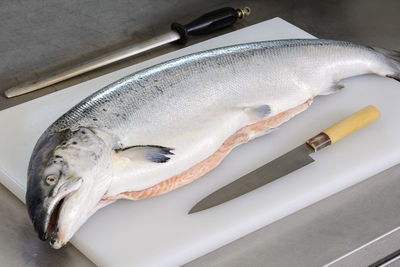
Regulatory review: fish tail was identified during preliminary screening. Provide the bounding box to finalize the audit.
[372,47,400,81]
[389,74,400,82]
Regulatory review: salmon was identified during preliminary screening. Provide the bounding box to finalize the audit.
[25,39,400,248]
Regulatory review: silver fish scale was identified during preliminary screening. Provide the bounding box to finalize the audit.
[47,39,379,137]
[25,37,400,250]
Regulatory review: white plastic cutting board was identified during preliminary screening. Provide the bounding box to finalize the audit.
[1,18,400,267]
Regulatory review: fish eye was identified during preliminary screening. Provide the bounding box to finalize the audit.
[46,174,58,185]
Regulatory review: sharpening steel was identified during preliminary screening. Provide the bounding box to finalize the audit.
[4,7,250,98]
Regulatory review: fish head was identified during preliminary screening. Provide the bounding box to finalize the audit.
[26,127,113,249]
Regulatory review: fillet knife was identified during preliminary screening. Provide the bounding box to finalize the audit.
[4,7,251,98]
[189,105,380,214]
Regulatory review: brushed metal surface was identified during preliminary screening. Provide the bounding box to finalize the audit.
[190,144,314,213]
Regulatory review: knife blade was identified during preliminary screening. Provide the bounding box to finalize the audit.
[4,7,251,98]
[189,105,380,214]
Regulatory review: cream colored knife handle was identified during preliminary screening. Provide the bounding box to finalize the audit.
[306,105,380,151]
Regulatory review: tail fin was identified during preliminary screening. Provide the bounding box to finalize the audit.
[371,47,400,81]
[388,74,400,82]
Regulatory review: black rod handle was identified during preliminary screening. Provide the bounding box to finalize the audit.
[171,7,251,44]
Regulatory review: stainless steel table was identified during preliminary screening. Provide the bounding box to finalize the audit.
[1,1,399,266]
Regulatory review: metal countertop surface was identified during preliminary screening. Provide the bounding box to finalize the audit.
[1,1,399,266]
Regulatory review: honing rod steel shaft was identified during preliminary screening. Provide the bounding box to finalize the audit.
[5,7,251,98]
[5,32,180,98]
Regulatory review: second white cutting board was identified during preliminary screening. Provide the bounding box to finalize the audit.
[0,18,400,266]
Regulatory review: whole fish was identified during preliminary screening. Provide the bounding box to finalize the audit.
[26,39,400,248]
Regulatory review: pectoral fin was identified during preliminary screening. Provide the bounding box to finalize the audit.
[244,104,271,120]
[116,145,174,163]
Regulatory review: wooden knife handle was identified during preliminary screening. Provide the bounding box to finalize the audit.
[306,105,380,151]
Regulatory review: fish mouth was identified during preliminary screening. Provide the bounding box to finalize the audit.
[36,193,69,242]
[28,178,82,246]
[48,197,64,243]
